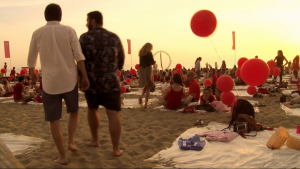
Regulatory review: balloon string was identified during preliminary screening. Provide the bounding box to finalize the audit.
[209,37,221,61]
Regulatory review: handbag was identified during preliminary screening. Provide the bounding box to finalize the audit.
[194,104,215,112]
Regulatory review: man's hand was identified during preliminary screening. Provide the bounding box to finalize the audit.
[79,77,90,92]
[30,69,39,83]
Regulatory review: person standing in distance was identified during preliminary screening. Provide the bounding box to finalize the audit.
[195,57,201,81]
[274,50,288,85]
[27,3,90,165]
[79,11,124,157]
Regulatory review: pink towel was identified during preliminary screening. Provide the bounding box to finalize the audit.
[196,131,239,142]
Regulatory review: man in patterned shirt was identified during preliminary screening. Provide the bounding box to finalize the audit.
[79,11,125,157]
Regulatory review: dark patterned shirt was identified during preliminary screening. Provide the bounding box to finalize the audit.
[79,28,125,94]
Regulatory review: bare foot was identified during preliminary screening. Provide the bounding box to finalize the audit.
[112,149,123,157]
[54,156,68,165]
[85,140,99,147]
[68,144,78,152]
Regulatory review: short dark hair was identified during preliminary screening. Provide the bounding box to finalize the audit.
[44,3,62,22]
[173,73,183,86]
[165,76,170,81]
[18,76,25,83]
[87,11,103,25]
[13,67,15,69]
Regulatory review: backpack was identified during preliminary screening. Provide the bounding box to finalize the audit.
[229,99,255,127]
[233,114,267,135]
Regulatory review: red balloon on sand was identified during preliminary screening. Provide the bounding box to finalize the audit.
[190,10,217,37]
[267,60,276,69]
[221,91,235,105]
[240,59,269,86]
[237,57,248,68]
[235,68,241,79]
[130,69,136,75]
[274,67,281,76]
[269,68,275,76]
[216,75,234,92]
[247,86,257,95]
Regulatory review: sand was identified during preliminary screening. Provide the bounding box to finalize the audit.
[1,84,300,168]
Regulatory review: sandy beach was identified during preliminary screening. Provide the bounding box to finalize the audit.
[1,82,300,168]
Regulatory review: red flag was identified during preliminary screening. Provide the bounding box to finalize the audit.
[4,41,10,58]
[232,31,235,50]
[127,39,131,54]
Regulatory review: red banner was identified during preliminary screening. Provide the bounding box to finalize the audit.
[4,41,10,58]
[127,39,131,54]
[232,31,235,50]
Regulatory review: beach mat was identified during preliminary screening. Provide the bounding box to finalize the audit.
[281,103,300,116]
[0,133,46,156]
[146,122,300,168]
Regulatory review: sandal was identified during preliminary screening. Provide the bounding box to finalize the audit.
[194,119,205,127]
[144,105,149,109]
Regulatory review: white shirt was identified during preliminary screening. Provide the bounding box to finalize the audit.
[162,82,170,92]
[195,60,200,71]
[291,74,299,82]
[27,21,85,94]
[153,63,158,70]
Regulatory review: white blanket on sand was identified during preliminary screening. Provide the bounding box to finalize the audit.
[281,103,300,116]
[0,100,42,105]
[0,133,46,156]
[146,122,300,168]
[0,96,13,100]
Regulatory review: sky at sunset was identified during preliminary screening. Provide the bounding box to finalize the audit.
[0,0,299,72]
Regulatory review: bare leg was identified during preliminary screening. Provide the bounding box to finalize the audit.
[140,87,146,99]
[184,95,194,105]
[144,86,150,107]
[106,109,123,157]
[50,120,68,165]
[68,112,78,152]
[158,96,165,104]
[86,108,100,147]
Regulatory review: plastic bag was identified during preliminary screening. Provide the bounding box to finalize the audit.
[266,126,289,149]
[286,135,300,151]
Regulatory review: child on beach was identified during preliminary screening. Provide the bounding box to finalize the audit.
[161,76,171,96]
[1,79,13,97]
[290,69,299,84]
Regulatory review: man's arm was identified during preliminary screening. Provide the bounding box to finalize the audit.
[115,35,125,70]
[284,57,289,67]
[27,33,39,83]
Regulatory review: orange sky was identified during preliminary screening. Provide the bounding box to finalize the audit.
[0,0,299,71]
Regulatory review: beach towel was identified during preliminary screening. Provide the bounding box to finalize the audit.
[196,131,239,142]
[178,136,206,151]
[280,104,300,116]
[0,133,46,156]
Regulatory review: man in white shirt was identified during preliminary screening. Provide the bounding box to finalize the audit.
[27,4,89,165]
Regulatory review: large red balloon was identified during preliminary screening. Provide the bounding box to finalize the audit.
[20,70,26,76]
[121,86,126,93]
[135,64,139,70]
[274,67,280,76]
[247,86,257,95]
[126,78,131,83]
[1,69,6,74]
[190,10,217,37]
[269,68,275,75]
[267,60,276,69]
[221,91,235,105]
[176,69,182,74]
[22,69,27,74]
[238,57,248,68]
[176,64,182,70]
[235,68,241,78]
[204,79,212,86]
[130,69,136,75]
[216,75,234,92]
[240,59,269,86]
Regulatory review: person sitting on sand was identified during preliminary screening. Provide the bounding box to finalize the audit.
[13,76,34,102]
[283,95,300,109]
[161,76,170,96]
[186,71,201,103]
[1,79,13,96]
[290,69,299,84]
[0,84,5,97]
[200,87,215,105]
[161,73,185,110]
[160,72,166,83]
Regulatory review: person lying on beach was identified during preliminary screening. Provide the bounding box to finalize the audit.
[200,87,215,105]
[161,76,170,96]
[185,71,201,103]
[283,95,300,109]
[215,87,222,101]
[13,76,34,102]
[160,73,185,110]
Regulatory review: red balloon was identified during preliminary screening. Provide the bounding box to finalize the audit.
[10,75,14,78]
[35,70,39,75]
[176,69,182,74]
[274,67,280,76]
[121,86,126,93]
[8,77,12,81]
[221,91,235,105]
[190,10,217,37]
[132,76,136,80]
[240,59,269,86]
[216,75,234,92]
[118,71,121,77]
[130,69,136,75]
[238,57,248,68]
[176,64,182,70]
[22,69,27,74]
[235,68,241,78]
[126,78,131,83]
[135,64,140,70]
[267,60,276,69]
[20,70,26,76]
[269,68,275,75]
[204,79,212,86]
[247,86,257,95]
[1,69,6,74]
